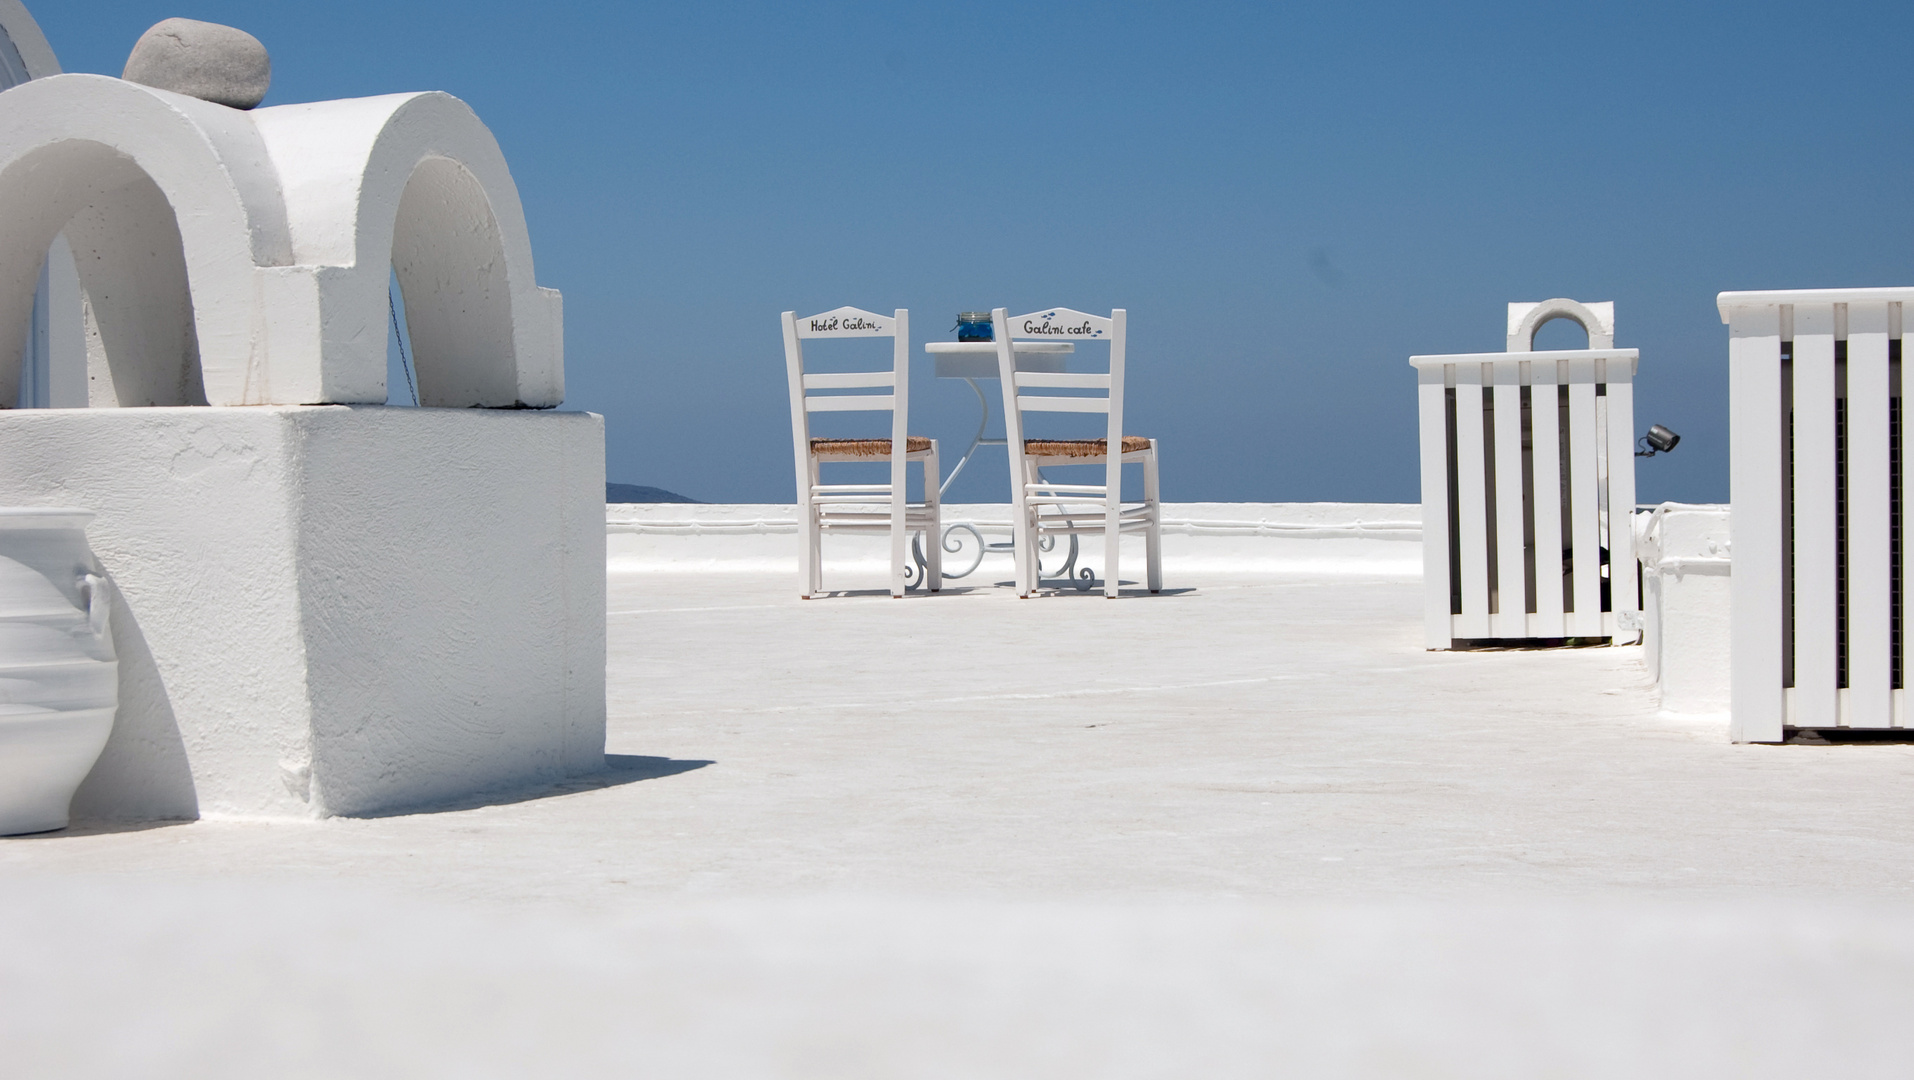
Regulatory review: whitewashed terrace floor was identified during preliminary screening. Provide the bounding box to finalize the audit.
[5,568,1914,1078]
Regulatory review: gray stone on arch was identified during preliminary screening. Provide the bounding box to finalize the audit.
[122,18,270,110]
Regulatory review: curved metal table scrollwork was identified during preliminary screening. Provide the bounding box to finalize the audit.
[902,341,1095,591]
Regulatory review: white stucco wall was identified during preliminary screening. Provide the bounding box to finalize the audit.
[606,502,1424,578]
[0,406,605,819]
[0,18,598,819]
[1636,504,1731,717]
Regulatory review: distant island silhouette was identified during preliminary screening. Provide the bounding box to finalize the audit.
[607,483,699,504]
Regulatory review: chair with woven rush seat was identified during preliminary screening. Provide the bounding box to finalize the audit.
[782,306,941,598]
[991,306,1161,598]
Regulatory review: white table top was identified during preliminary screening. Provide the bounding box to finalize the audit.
[925,341,1073,379]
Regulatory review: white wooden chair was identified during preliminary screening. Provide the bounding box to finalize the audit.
[991,306,1161,598]
[781,306,940,598]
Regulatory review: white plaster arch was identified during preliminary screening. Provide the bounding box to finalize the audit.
[0,0,60,81]
[0,74,293,406]
[0,0,83,412]
[253,92,563,408]
[1506,298,1615,353]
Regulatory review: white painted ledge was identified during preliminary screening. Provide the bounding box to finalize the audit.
[1718,285,1914,320]
[1635,503,1731,719]
[607,502,1423,576]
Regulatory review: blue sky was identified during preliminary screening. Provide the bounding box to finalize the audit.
[36,1,1914,503]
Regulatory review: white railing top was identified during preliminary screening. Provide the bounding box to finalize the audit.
[1717,286,1914,321]
[1633,502,1730,576]
[1408,348,1639,373]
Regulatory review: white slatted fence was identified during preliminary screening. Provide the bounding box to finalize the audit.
[1412,300,1640,649]
[1720,288,1909,741]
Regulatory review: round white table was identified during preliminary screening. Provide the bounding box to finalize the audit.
[923,341,1072,496]
[917,341,1091,587]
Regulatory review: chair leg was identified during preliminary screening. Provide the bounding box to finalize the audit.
[806,458,825,596]
[1023,510,1038,597]
[1008,460,1027,597]
[923,448,943,591]
[798,496,816,599]
[890,447,909,598]
[810,512,824,597]
[1016,460,1039,597]
[1099,453,1119,599]
[889,506,907,600]
[797,452,814,598]
[1144,443,1162,594]
[1013,505,1030,598]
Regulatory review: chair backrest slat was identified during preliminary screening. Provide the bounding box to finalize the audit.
[995,308,1127,420]
[1015,395,1110,414]
[806,395,897,412]
[782,305,911,505]
[992,305,1129,508]
[1004,307,1114,342]
[803,371,895,390]
[1013,371,1110,390]
[794,306,897,339]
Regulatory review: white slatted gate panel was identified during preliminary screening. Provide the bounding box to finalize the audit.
[1412,341,1640,650]
[1721,289,1910,742]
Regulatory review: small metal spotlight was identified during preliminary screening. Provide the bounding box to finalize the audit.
[1636,424,1681,457]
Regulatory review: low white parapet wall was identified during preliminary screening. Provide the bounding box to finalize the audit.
[0,406,606,822]
[1635,503,1731,718]
[608,501,1736,722]
[607,502,1423,577]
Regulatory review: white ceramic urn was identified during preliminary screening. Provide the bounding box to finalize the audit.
[0,509,117,835]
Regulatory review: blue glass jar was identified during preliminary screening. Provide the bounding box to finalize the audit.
[955,312,993,342]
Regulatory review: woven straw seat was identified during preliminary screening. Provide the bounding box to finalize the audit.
[1024,436,1151,458]
[811,436,932,457]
